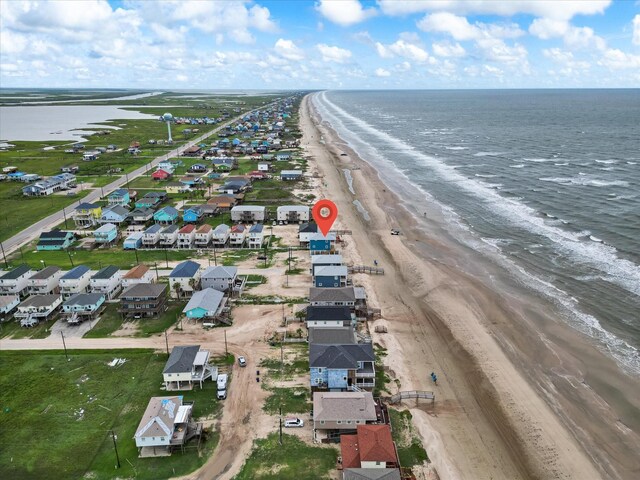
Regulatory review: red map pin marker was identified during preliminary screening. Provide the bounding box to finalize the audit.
[312,199,338,236]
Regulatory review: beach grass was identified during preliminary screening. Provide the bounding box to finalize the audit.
[389,409,430,468]
[0,349,222,480]
[235,433,337,480]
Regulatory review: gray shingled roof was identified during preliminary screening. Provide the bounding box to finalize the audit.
[120,283,166,298]
[92,265,119,280]
[309,287,355,303]
[309,343,375,369]
[163,345,200,374]
[202,266,237,280]
[29,266,61,280]
[308,327,357,345]
[64,293,105,307]
[342,469,401,480]
[306,306,352,322]
[1,264,31,280]
[19,294,61,308]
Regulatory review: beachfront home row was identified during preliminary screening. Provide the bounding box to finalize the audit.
[276,205,309,224]
[230,205,266,223]
[340,425,400,478]
[310,343,376,391]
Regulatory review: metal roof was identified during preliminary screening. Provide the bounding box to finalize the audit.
[308,326,357,345]
[314,266,348,277]
[92,265,120,280]
[0,264,31,280]
[60,265,90,280]
[29,266,61,280]
[170,260,200,278]
[64,292,105,307]
[183,288,224,313]
[311,254,343,264]
[202,266,237,280]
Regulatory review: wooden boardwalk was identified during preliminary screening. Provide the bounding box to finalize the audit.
[348,265,385,275]
[388,390,435,404]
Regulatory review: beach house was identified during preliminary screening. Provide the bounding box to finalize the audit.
[313,266,349,288]
[183,207,203,224]
[229,224,247,247]
[163,345,215,391]
[159,225,179,247]
[152,169,172,181]
[59,265,91,299]
[37,230,75,251]
[308,326,357,346]
[247,224,265,248]
[169,261,201,298]
[280,170,302,181]
[194,224,213,247]
[306,305,355,329]
[15,294,63,327]
[99,205,130,225]
[0,295,20,320]
[201,266,238,293]
[154,206,179,225]
[123,232,143,249]
[128,207,155,224]
[177,224,196,249]
[182,288,226,320]
[108,189,130,206]
[277,205,310,224]
[122,264,155,288]
[298,222,319,244]
[312,392,378,432]
[309,287,357,307]
[231,206,266,224]
[90,266,122,300]
[62,293,105,323]
[311,254,344,275]
[73,202,102,228]
[310,343,376,391]
[142,224,163,247]
[340,425,400,475]
[135,192,165,209]
[309,232,336,254]
[27,266,62,295]
[208,195,237,211]
[119,283,167,318]
[0,265,33,297]
[93,223,118,244]
[22,173,76,196]
[211,224,230,247]
[134,396,202,457]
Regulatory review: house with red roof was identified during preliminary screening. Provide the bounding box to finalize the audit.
[177,224,196,249]
[152,168,172,181]
[340,425,400,479]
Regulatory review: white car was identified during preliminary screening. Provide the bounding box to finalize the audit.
[238,356,247,367]
[284,417,304,428]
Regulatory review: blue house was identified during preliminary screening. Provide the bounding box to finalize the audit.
[309,343,376,391]
[309,232,336,254]
[153,206,179,225]
[183,207,203,224]
[108,189,130,206]
[182,288,225,319]
[93,223,118,244]
[37,231,75,251]
[135,192,165,209]
[276,152,292,161]
[62,293,105,322]
[313,265,348,288]
[123,232,143,250]
[99,205,130,225]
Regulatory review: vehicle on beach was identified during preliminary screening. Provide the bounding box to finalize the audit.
[391,229,401,235]
[238,356,247,367]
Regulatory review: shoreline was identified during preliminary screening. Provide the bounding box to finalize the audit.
[301,93,640,479]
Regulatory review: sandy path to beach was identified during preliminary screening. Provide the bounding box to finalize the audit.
[300,95,604,480]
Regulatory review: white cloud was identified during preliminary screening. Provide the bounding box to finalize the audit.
[432,41,466,57]
[543,48,590,71]
[417,12,523,41]
[634,15,640,46]
[529,18,606,51]
[316,44,352,63]
[476,38,528,67]
[529,18,569,39]
[375,68,391,77]
[315,0,377,26]
[395,61,412,72]
[375,39,431,63]
[274,39,305,61]
[0,30,28,54]
[598,49,640,69]
[379,1,611,21]
[176,74,188,82]
[353,31,374,45]
[564,26,606,50]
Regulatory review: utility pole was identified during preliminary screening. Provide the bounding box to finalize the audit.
[134,249,139,265]
[224,329,228,356]
[19,246,25,263]
[164,248,169,268]
[213,246,217,266]
[0,242,8,268]
[154,262,159,280]
[164,329,169,355]
[61,332,69,361]
[111,430,121,469]
[279,406,283,445]
[66,249,74,267]
[62,207,68,229]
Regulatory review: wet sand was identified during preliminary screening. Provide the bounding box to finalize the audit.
[301,94,640,479]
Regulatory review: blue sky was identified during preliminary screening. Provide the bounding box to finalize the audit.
[1,0,639,89]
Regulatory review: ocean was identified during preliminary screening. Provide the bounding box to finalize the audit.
[313,89,640,375]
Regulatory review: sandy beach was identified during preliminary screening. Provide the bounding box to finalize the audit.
[300,94,640,480]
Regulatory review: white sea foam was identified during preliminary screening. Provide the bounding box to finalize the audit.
[445,146,469,150]
[314,92,640,301]
[474,151,506,157]
[554,162,569,166]
[523,157,556,163]
[595,159,617,164]
[474,174,497,178]
[510,164,525,168]
[539,176,629,188]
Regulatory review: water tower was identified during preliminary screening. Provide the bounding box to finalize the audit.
[162,112,174,144]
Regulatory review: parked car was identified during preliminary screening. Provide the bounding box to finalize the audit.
[284,417,304,428]
[238,356,247,367]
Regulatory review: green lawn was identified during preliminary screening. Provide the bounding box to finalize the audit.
[0,349,222,480]
[82,304,123,338]
[0,315,58,339]
[235,433,337,480]
[263,387,311,415]
[389,409,430,468]
[135,302,184,337]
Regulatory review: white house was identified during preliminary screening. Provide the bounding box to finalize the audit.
[159,225,179,247]
[163,345,214,390]
[122,264,155,288]
[0,265,33,298]
[27,266,62,295]
[133,396,197,454]
[201,266,237,292]
[229,224,247,247]
[177,224,196,249]
[230,205,266,223]
[142,224,162,247]
[89,266,122,300]
[276,205,310,224]
[15,294,63,326]
[0,295,20,319]
[211,224,230,247]
[59,265,92,299]
[247,224,264,249]
[169,260,201,298]
[257,162,271,172]
[194,224,213,247]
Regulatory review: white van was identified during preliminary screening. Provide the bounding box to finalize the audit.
[284,417,304,428]
[216,373,228,400]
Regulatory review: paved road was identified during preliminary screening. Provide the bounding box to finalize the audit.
[1,102,275,257]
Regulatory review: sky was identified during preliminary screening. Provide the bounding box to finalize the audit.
[1,0,639,89]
